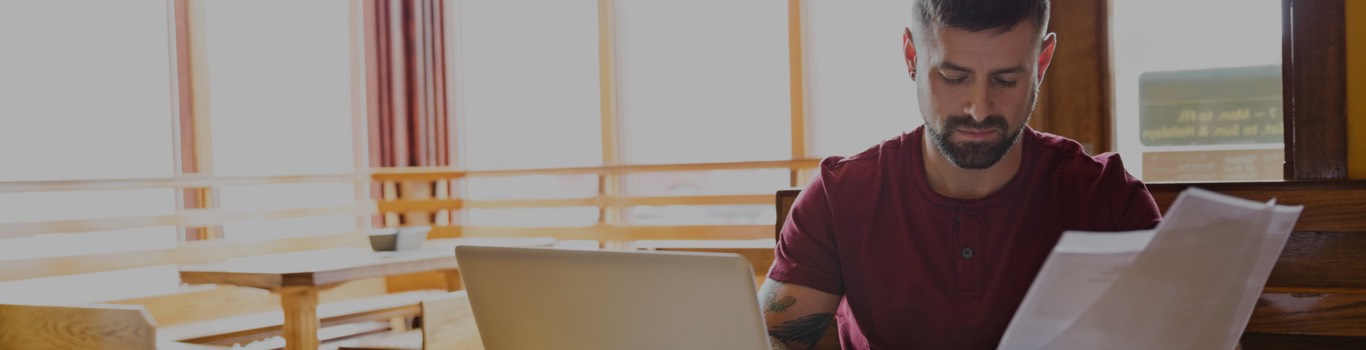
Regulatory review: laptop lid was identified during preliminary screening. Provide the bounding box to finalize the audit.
[455,245,771,350]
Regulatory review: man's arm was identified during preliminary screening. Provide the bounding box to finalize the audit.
[759,278,840,350]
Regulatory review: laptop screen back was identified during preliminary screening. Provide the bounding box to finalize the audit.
[455,245,771,350]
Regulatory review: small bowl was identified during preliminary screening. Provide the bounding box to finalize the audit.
[368,226,431,252]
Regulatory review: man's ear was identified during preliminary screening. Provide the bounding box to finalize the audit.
[1036,32,1057,83]
[903,27,917,80]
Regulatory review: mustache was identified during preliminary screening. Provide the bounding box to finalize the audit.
[941,115,1009,132]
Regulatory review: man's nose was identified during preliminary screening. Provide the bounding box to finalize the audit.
[964,81,992,122]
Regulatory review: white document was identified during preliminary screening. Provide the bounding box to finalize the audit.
[998,187,1303,350]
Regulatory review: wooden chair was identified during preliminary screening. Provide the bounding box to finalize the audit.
[776,181,1366,349]
[334,291,483,350]
[0,303,227,350]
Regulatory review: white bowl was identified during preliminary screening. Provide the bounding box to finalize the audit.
[368,226,431,251]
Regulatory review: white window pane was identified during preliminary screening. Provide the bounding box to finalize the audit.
[1113,0,1283,181]
[806,0,922,158]
[0,0,175,181]
[203,0,355,176]
[201,1,361,240]
[0,1,178,259]
[451,0,602,169]
[616,0,790,163]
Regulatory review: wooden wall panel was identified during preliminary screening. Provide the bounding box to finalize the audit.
[1031,0,1111,154]
[1283,0,1348,179]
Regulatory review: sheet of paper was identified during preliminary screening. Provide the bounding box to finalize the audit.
[998,187,1303,350]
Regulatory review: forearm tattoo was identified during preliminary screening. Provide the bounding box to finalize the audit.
[768,312,835,349]
[761,280,787,310]
[767,296,797,312]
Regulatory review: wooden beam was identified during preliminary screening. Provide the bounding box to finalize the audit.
[1030,0,1112,154]
[1351,0,1366,180]
[1283,0,1348,179]
[377,194,773,212]
[598,0,623,225]
[444,225,772,241]
[170,0,219,241]
[370,158,823,180]
[1147,181,1366,233]
[0,173,368,194]
[787,0,808,187]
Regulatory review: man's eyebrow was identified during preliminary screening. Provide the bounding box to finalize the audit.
[940,60,1028,76]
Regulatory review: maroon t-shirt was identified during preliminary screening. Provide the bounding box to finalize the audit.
[768,126,1162,349]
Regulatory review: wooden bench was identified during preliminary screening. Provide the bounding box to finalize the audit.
[0,303,229,350]
[0,232,455,348]
[775,181,1366,349]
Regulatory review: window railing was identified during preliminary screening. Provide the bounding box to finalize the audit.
[373,158,822,240]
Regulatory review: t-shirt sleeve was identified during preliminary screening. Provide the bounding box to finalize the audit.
[767,170,844,296]
[1094,152,1163,231]
[1114,172,1162,230]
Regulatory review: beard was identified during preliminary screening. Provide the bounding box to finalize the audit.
[926,115,1023,170]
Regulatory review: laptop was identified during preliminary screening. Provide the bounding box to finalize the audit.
[454,245,772,350]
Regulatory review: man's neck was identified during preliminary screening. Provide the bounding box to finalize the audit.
[922,135,1024,200]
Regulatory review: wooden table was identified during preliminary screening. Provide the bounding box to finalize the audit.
[179,237,555,350]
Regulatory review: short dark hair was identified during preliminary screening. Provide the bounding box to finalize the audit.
[914,0,1050,34]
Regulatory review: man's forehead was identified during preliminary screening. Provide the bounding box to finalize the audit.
[916,25,1041,69]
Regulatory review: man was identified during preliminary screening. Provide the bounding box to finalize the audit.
[761,0,1162,349]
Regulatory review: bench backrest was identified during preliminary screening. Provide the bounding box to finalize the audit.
[0,303,157,350]
[775,181,1366,348]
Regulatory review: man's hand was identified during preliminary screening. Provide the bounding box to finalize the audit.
[759,278,841,350]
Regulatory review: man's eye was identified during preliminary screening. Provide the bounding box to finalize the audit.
[994,78,1019,88]
[942,76,968,85]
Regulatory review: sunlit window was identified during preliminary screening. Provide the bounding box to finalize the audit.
[613,1,790,225]
[0,0,178,258]
[806,0,923,158]
[447,0,602,226]
[202,0,362,240]
[615,1,790,164]
[0,0,179,301]
[1112,0,1283,182]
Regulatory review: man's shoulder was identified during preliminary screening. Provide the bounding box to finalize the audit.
[1027,129,1146,205]
[1027,130,1160,230]
[819,133,911,182]
[1029,129,1135,181]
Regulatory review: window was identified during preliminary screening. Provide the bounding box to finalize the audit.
[614,1,791,225]
[0,0,178,258]
[443,2,933,227]
[1112,0,1283,182]
[0,0,181,302]
[806,0,923,158]
[451,1,603,170]
[614,1,790,164]
[201,0,362,240]
[447,0,603,226]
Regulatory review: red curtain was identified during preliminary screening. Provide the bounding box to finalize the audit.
[365,0,453,228]
[366,0,450,168]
